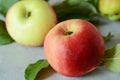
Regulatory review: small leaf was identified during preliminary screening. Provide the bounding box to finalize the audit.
[25,59,49,80]
[103,32,114,42]
[86,0,99,10]
[0,0,19,16]
[0,20,14,45]
[103,44,120,72]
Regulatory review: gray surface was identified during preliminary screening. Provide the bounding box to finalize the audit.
[0,0,120,80]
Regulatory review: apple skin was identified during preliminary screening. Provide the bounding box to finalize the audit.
[6,0,57,46]
[44,19,105,76]
[99,0,120,21]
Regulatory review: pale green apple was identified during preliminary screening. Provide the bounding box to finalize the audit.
[6,0,57,46]
[99,0,120,20]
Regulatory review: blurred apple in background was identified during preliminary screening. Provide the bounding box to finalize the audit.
[99,0,120,21]
[6,0,57,46]
[44,19,105,77]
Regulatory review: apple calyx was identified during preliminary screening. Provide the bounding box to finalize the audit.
[103,12,120,19]
[107,13,119,17]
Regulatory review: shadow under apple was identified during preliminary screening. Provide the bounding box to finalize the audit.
[80,66,107,78]
[35,66,55,80]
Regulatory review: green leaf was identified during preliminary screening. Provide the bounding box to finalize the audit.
[86,0,99,10]
[53,0,99,23]
[0,0,19,16]
[25,59,49,80]
[103,32,114,42]
[0,20,14,45]
[103,44,120,72]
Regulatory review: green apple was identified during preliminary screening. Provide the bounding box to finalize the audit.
[6,0,57,46]
[99,0,120,20]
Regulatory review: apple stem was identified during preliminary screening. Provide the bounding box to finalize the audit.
[26,11,31,18]
[64,31,73,36]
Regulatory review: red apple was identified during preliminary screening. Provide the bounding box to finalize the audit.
[44,19,105,76]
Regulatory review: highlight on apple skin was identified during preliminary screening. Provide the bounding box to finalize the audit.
[6,0,57,46]
[44,19,105,77]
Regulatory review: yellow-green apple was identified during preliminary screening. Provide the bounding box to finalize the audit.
[6,0,57,46]
[44,19,105,76]
[99,0,120,21]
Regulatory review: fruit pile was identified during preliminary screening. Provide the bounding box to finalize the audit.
[0,0,120,80]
